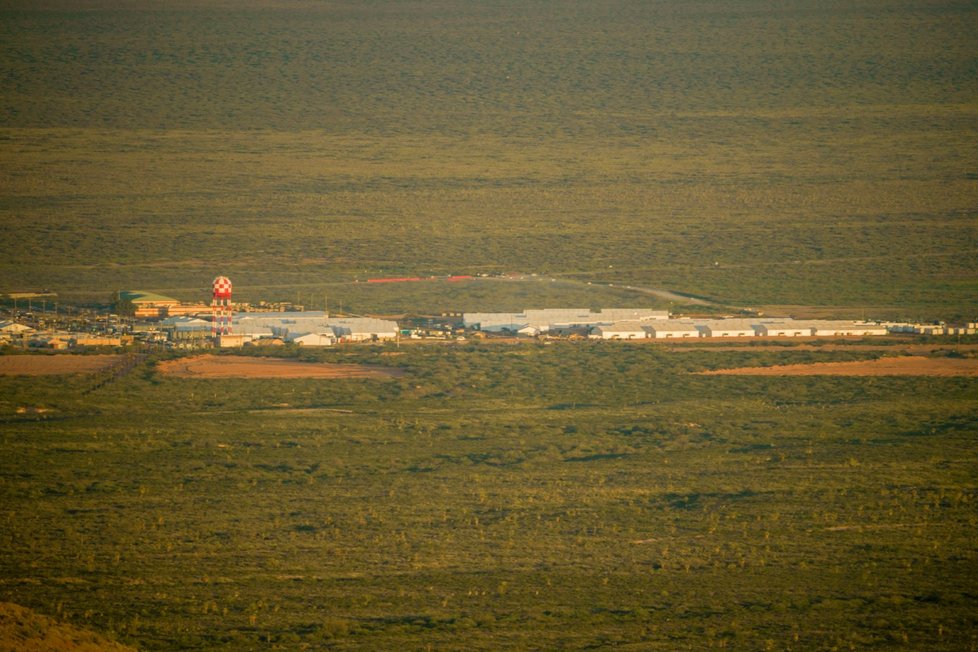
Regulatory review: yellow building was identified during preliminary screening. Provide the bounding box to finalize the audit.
[116,291,209,319]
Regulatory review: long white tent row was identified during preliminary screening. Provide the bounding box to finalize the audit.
[231,312,398,345]
[462,309,897,340]
[463,308,670,335]
[591,318,889,340]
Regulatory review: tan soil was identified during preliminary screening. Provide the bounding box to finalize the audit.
[157,354,403,379]
[698,355,978,377]
[0,355,124,376]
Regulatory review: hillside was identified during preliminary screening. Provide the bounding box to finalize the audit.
[0,602,136,652]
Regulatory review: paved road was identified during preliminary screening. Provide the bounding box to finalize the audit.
[510,275,718,306]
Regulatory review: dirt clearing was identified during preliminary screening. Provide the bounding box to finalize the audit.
[698,356,978,377]
[157,355,403,379]
[0,354,125,376]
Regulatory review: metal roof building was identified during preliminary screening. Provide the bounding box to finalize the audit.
[462,312,526,331]
[644,320,701,339]
[591,321,649,340]
[754,320,810,337]
[464,308,671,334]
[327,317,398,342]
[791,320,889,337]
[694,319,758,338]
[287,331,337,346]
[231,312,398,343]
[596,309,670,322]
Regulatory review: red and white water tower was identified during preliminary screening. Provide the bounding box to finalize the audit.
[211,276,233,337]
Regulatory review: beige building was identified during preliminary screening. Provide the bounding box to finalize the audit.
[71,335,132,347]
[217,334,246,348]
[644,320,701,339]
[696,319,757,338]
[116,290,209,319]
[591,321,648,340]
[798,321,888,337]
[754,321,810,337]
[287,332,337,346]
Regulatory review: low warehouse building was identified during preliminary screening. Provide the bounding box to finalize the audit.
[161,316,212,343]
[0,321,33,337]
[71,335,130,347]
[644,320,701,339]
[287,331,337,346]
[755,321,810,337]
[116,290,180,318]
[462,312,527,332]
[232,312,398,342]
[464,308,671,334]
[696,319,757,338]
[802,321,889,337]
[328,317,398,342]
[591,321,648,340]
[116,290,208,319]
[596,309,670,322]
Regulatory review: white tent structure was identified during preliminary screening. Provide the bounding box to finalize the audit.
[644,320,701,339]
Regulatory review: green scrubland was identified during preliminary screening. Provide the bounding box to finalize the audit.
[1,0,977,648]
[1,343,977,649]
[0,0,975,318]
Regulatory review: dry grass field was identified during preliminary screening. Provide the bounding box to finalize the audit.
[698,355,978,376]
[156,354,403,379]
[0,355,124,376]
[1,341,977,650]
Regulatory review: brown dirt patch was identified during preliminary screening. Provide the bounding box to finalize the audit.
[698,356,978,377]
[157,354,403,379]
[0,354,124,376]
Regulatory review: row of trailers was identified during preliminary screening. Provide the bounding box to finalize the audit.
[462,310,894,340]
[590,318,890,340]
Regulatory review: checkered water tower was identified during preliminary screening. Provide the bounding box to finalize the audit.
[211,276,233,337]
